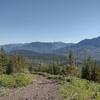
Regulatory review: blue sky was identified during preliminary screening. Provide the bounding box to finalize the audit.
[0,0,100,44]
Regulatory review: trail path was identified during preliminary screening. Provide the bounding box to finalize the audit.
[0,75,61,100]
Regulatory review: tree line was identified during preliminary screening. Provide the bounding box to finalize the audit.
[0,48,28,75]
[32,51,100,83]
[0,48,100,83]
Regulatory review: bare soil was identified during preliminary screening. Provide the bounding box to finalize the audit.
[0,75,61,100]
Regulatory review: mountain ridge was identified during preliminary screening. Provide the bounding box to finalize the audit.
[0,42,73,53]
[1,36,100,61]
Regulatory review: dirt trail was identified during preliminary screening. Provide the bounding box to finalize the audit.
[0,75,61,100]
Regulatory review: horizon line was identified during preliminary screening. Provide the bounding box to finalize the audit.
[0,35,99,45]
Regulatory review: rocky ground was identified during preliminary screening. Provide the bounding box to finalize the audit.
[0,75,61,100]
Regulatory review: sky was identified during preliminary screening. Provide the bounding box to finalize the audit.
[0,0,100,44]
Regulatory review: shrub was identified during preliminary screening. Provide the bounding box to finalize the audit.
[13,73,33,87]
[0,73,33,88]
[60,77,100,100]
[0,75,15,88]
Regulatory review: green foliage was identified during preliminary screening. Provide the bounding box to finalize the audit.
[66,66,79,77]
[47,74,64,80]
[0,48,29,75]
[0,48,33,89]
[8,55,28,73]
[13,73,33,87]
[60,77,100,100]
[68,51,76,68]
[47,63,61,75]
[0,73,33,88]
[0,75,16,88]
[31,61,64,75]
[66,51,79,77]
[0,48,8,74]
[81,57,98,81]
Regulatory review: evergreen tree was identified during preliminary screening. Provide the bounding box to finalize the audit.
[68,51,76,68]
[8,55,27,73]
[81,57,98,81]
[81,60,90,80]
[0,48,8,74]
[66,51,78,76]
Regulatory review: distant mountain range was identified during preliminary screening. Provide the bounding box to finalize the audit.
[54,36,100,61]
[0,42,73,53]
[1,36,100,61]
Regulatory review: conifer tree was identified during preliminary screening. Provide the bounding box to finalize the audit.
[8,55,27,73]
[0,48,8,74]
[68,51,76,68]
[81,57,98,81]
[66,51,78,76]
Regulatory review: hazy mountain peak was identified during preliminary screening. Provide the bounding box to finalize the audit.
[0,42,72,53]
[77,36,100,47]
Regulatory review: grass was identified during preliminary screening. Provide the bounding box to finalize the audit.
[0,73,33,88]
[60,77,100,100]
[13,73,33,87]
[35,72,100,100]
[0,73,35,97]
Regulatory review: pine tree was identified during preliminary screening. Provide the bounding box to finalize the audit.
[68,51,75,68]
[90,60,97,81]
[0,48,8,74]
[8,55,27,73]
[66,51,78,76]
[81,57,98,81]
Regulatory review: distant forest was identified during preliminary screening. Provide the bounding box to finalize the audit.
[0,47,100,83]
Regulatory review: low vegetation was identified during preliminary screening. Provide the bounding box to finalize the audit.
[0,48,34,89]
[35,72,100,100]
[60,77,100,100]
[0,73,33,88]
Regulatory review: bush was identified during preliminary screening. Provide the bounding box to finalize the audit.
[14,73,33,87]
[0,75,16,88]
[0,73,33,88]
[60,77,100,100]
